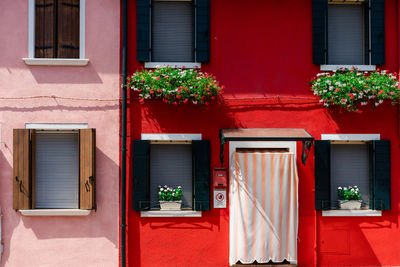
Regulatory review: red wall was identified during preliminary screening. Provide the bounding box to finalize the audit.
[125,0,400,266]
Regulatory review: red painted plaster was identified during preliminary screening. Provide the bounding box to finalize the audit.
[125,0,400,266]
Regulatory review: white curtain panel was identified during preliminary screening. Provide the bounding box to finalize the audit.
[229,151,298,265]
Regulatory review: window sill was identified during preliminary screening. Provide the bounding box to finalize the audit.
[22,58,89,66]
[140,210,202,217]
[322,210,382,217]
[19,209,92,216]
[320,65,376,72]
[144,62,201,69]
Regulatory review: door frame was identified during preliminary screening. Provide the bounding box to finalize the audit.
[228,141,298,265]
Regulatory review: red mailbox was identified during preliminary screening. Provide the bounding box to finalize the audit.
[213,168,228,188]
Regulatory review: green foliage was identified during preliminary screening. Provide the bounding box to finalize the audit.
[127,66,223,104]
[311,68,400,111]
[337,186,361,201]
[158,185,183,201]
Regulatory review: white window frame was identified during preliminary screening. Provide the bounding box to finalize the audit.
[23,0,89,66]
[145,0,201,69]
[19,123,91,216]
[321,133,382,217]
[140,133,203,217]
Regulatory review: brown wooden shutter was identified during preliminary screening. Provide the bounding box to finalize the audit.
[79,129,96,210]
[57,0,80,58]
[35,0,56,58]
[13,129,33,210]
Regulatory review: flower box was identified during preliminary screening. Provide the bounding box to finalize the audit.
[159,201,182,211]
[127,66,223,105]
[339,200,362,210]
[311,68,400,111]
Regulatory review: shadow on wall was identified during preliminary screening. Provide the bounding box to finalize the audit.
[0,148,119,266]
[319,217,393,266]
[27,63,103,84]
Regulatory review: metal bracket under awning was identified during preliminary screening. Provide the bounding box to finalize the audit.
[220,128,314,166]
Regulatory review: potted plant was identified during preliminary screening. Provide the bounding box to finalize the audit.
[158,185,183,211]
[337,186,362,209]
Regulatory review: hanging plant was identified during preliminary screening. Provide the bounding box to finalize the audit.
[127,66,223,105]
[310,68,400,111]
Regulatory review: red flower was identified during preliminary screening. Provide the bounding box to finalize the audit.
[378,90,384,95]
[176,95,182,99]
[183,99,189,104]
[156,77,161,81]
[335,88,340,92]
[141,79,145,82]
[157,89,162,93]
[139,98,145,103]
[211,96,216,100]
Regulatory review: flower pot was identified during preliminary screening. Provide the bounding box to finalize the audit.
[339,200,362,210]
[159,201,182,211]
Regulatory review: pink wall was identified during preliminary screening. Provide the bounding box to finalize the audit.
[0,0,120,266]
[126,0,400,266]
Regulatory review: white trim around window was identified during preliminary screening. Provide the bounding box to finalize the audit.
[321,134,380,141]
[20,209,91,216]
[144,62,201,69]
[24,0,88,66]
[320,65,376,71]
[25,123,89,130]
[141,133,202,141]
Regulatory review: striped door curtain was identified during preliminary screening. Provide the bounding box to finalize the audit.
[229,150,298,265]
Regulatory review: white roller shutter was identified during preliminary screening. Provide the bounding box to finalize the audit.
[35,132,79,209]
[150,144,193,209]
[151,0,194,62]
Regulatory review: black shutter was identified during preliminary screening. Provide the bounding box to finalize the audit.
[312,0,327,65]
[364,1,370,64]
[195,0,210,62]
[373,140,391,210]
[370,0,385,65]
[192,140,211,211]
[315,140,331,210]
[137,0,151,62]
[132,140,150,211]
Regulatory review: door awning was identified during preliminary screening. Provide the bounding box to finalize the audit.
[220,128,314,166]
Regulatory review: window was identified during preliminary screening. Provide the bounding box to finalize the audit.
[315,137,391,211]
[25,0,87,65]
[136,0,210,65]
[131,138,211,212]
[13,128,96,211]
[313,0,385,66]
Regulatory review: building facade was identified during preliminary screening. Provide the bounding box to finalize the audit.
[0,0,120,266]
[125,0,400,266]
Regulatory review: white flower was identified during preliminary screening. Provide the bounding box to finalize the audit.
[344,187,347,190]
[338,187,342,190]
[354,186,358,188]
[178,186,182,189]
[160,188,164,191]
[158,192,161,195]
